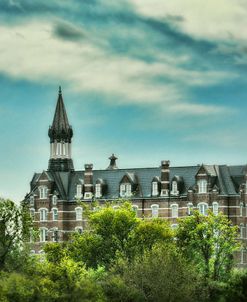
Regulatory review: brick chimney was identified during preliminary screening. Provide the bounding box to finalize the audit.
[84,164,93,199]
[160,160,170,196]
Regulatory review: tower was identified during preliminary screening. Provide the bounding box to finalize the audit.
[48,86,74,172]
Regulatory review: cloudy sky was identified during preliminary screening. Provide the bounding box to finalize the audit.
[0,0,247,201]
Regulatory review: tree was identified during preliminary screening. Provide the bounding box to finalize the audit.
[0,198,32,271]
[176,211,239,281]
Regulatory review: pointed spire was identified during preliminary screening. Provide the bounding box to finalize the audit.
[48,86,73,143]
[107,154,118,170]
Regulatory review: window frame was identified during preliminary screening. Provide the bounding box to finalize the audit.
[212,202,219,216]
[40,227,48,242]
[171,181,179,196]
[39,208,48,222]
[39,186,48,199]
[75,207,83,221]
[151,204,159,218]
[95,183,102,198]
[198,179,207,194]
[152,181,158,196]
[197,202,208,216]
[120,183,132,197]
[171,204,178,218]
[52,207,58,221]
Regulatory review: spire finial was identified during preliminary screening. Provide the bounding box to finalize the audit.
[59,86,62,95]
[107,154,118,170]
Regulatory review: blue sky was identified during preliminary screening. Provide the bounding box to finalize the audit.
[0,0,247,201]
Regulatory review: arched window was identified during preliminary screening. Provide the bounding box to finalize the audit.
[132,205,138,215]
[52,208,58,221]
[95,183,102,198]
[75,226,83,234]
[171,181,178,195]
[198,202,208,216]
[52,195,58,206]
[171,204,178,218]
[187,203,193,215]
[75,207,83,221]
[40,228,48,242]
[151,204,159,218]
[212,202,219,215]
[198,179,207,194]
[152,182,158,196]
[120,183,132,197]
[76,184,82,199]
[39,186,48,199]
[39,208,48,221]
[240,202,244,217]
[240,223,245,239]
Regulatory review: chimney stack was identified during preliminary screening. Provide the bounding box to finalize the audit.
[161,160,170,196]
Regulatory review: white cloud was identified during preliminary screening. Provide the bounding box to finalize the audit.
[133,0,247,42]
[0,20,232,115]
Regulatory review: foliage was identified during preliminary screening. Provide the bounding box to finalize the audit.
[176,210,239,281]
[0,198,33,271]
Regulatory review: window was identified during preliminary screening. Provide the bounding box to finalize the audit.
[76,185,82,198]
[171,204,178,218]
[198,203,208,216]
[30,195,34,206]
[40,228,48,242]
[151,204,159,218]
[152,182,158,196]
[241,249,245,264]
[30,208,35,220]
[75,226,83,234]
[52,228,59,242]
[198,179,207,194]
[39,186,48,199]
[75,207,82,221]
[95,183,102,198]
[52,195,57,206]
[240,202,244,217]
[212,202,219,216]
[187,203,193,215]
[171,181,178,195]
[52,208,58,221]
[120,183,132,197]
[171,224,178,230]
[132,205,138,215]
[240,223,244,239]
[39,208,48,221]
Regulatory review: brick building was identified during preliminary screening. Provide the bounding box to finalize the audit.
[26,87,247,265]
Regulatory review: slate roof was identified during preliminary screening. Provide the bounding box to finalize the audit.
[29,164,246,201]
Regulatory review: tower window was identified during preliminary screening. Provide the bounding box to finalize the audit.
[198,179,207,194]
[40,228,48,242]
[52,208,58,221]
[120,183,132,197]
[212,202,219,216]
[75,207,83,221]
[76,185,82,199]
[171,204,178,218]
[52,195,58,205]
[198,202,208,216]
[151,204,159,218]
[39,186,48,199]
[39,208,48,221]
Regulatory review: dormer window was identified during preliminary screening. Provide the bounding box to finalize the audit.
[120,183,132,197]
[95,183,102,198]
[171,181,178,196]
[198,179,207,194]
[76,184,82,199]
[152,182,158,196]
[39,186,48,199]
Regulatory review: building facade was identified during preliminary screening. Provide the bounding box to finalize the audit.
[26,88,247,265]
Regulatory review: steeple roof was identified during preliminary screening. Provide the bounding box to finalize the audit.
[48,86,73,143]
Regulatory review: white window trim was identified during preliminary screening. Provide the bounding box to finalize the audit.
[240,202,244,217]
[120,183,132,197]
[52,207,58,221]
[95,183,102,198]
[212,202,219,216]
[51,227,59,242]
[152,182,159,196]
[171,204,178,218]
[39,208,48,222]
[151,204,159,218]
[240,223,244,239]
[39,186,48,199]
[76,184,82,199]
[197,202,208,216]
[198,179,207,194]
[75,207,83,221]
[187,202,193,215]
[52,195,58,206]
[40,227,48,242]
[171,181,179,196]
